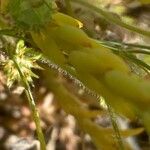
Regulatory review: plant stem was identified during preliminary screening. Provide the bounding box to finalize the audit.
[25,87,46,150]
[121,51,150,71]
[12,57,46,150]
[98,40,150,50]
[95,41,150,72]
[126,50,150,55]
[71,0,150,37]
[106,103,124,150]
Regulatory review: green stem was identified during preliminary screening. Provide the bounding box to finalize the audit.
[121,51,150,71]
[126,50,150,55]
[94,41,150,72]
[71,0,150,37]
[25,87,46,150]
[99,40,150,50]
[106,103,124,150]
[12,57,46,150]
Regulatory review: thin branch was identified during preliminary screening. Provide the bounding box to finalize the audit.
[11,56,46,150]
[107,104,125,150]
[70,0,150,37]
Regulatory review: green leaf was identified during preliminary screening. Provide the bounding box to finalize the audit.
[8,0,53,30]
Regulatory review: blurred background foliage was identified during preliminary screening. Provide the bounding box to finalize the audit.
[0,0,150,150]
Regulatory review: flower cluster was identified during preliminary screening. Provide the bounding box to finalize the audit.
[3,40,41,87]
